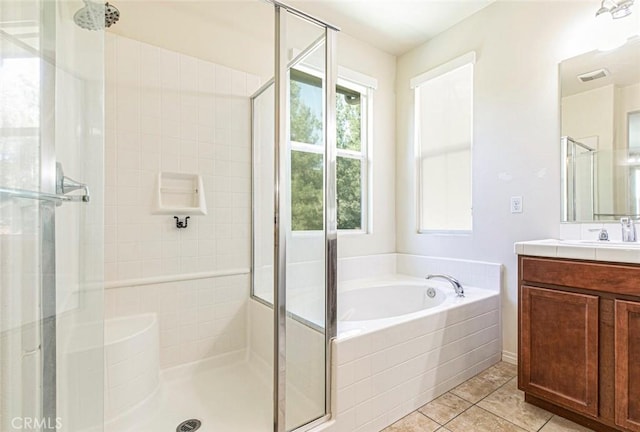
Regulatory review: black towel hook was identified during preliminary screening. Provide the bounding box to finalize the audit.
[174,216,190,229]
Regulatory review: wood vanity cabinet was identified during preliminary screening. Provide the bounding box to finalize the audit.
[518,256,640,432]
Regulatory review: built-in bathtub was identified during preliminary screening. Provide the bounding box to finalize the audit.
[250,272,502,432]
[325,276,500,432]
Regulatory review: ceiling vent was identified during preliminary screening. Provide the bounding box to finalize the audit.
[577,68,610,83]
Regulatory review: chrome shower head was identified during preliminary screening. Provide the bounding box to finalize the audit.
[595,0,635,19]
[73,0,120,31]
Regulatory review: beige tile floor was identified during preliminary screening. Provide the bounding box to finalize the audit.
[383,362,596,432]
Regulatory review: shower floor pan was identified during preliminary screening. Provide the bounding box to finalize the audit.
[106,352,319,432]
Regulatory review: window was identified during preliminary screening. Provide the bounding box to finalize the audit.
[412,52,474,232]
[0,57,40,191]
[289,68,369,232]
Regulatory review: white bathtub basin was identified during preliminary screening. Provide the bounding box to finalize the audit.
[339,283,446,321]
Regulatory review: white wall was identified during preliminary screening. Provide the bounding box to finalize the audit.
[395,1,624,360]
[562,85,615,147]
[336,32,396,258]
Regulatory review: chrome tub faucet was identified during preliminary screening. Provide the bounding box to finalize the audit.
[426,274,465,298]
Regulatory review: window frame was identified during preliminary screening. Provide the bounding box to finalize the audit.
[411,52,475,235]
[289,65,372,234]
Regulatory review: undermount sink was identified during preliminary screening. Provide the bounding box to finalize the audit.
[559,239,640,248]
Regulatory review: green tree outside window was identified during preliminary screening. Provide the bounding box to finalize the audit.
[290,70,365,231]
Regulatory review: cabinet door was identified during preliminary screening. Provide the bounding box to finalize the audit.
[520,285,599,417]
[615,300,640,431]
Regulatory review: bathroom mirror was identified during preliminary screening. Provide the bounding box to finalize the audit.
[560,36,640,222]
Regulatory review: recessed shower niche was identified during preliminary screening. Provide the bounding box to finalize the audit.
[153,172,207,215]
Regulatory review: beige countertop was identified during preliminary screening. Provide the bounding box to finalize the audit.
[514,239,640,264]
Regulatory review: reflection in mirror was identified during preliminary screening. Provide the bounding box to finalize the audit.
[562,137,595,221]
[561,37,640,222]
[630,111,640,214]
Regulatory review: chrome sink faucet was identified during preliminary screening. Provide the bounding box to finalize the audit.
[621,217,636,242]
[426,274,465,298]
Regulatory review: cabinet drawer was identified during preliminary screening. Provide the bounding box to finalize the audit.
[520,257,640,297]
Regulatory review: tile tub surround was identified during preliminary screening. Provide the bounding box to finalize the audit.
[309,283,501,432]
[396,254,502,293]
[382,362,596,432]
[514,239,640,264]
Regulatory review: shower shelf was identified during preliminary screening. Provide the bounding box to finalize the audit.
[153,172,207,215]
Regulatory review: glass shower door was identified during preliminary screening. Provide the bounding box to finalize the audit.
[0,0,104,430]
[284,19,330,430]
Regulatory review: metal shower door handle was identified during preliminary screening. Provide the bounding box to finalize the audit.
[0,164,90,205]
[56,162,90,203]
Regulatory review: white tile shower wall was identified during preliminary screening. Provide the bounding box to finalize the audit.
[105,274,248,368]
[396,254,502,292]
[105,33,260,366]
[105,33,260,281]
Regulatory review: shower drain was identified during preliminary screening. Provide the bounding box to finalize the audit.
[177,419,202,432]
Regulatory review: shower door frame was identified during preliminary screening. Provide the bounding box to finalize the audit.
[252,2,339,431]
[40,1,58,424]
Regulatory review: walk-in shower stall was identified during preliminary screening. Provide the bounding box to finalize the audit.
[0,0,338,431]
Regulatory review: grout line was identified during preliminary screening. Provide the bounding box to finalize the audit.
[537,416,554,431]
[475,375,564,432]
[473,405,530,431]
[414,410,440,425]
[474,375,515,405]
[436,367,520,429]
[389,363,524,432]
[443,382,510,426]
[438,401,473,429]
[457,373,555,432]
